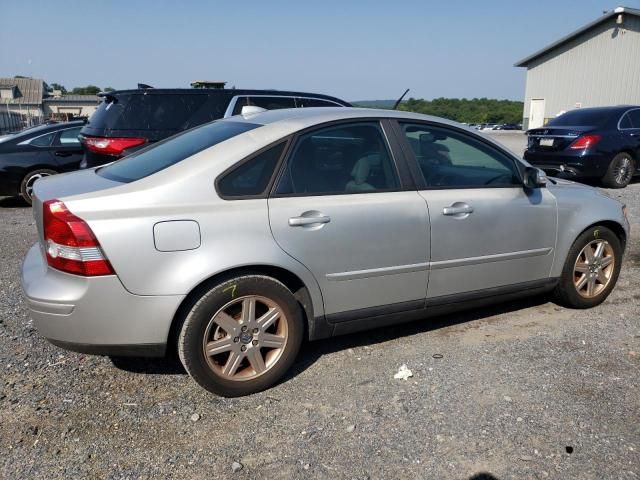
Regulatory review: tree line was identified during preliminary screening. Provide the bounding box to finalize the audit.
[398,97,524,124]
[48,83,114,95]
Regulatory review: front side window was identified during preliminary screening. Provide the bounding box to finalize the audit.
[276,122,399,195]
[232,96,296,115]
[217,143,285,198]
[57,127,82,145]
[98,121,259,183]
[399,123,521,188]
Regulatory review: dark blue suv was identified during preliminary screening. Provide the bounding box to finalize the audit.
[524,106,640,188]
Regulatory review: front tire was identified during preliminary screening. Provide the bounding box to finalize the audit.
[178,275,304,397]
[20,169,57,205]
[601,153,635,188]
[553,226,622,308]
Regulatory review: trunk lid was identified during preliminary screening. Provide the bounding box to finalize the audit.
[526,125,596,152]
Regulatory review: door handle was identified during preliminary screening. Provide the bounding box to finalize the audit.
[289,215,331,227]
[443,203,474,216]
[54,151,72,157]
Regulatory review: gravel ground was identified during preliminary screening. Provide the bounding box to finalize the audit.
[1,153,639,478]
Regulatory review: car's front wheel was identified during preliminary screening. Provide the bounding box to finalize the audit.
[553,226,622,308]
[178,275,304,397]
[602,153,635,188]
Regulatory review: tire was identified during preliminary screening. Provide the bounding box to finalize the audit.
[601,153,635,188]
[20,169,57,205]
[178,275,304,397]
[553,226,622,309]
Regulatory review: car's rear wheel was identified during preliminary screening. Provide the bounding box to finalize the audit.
[601,153,635,188]
[553,226,622,308]
[178,275,304,397]
[20,169,57,205]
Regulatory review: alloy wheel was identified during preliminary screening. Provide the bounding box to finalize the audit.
[614,156,633,186]
[202,295,288,381]
[25,172,52,200]
[573,239,615,298]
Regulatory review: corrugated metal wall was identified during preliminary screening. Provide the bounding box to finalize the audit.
[522,15,640,129]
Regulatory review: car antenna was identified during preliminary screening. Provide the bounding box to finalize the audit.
[393,89,410,110]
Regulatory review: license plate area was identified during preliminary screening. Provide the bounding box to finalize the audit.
[539,138,554,147]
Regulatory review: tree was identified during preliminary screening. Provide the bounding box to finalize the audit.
[71,85,101,95]
[49,83,67,94]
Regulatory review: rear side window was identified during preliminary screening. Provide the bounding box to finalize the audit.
[98,121,260,183]
[89,93,208,131]
[217,143,285,198]
[295,98,341,108]
[232,96,296,115]
[57,127,82,145]
[29,132,55,147]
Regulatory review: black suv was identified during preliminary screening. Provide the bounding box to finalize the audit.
[79,88,350,168]
[524,106,640,188]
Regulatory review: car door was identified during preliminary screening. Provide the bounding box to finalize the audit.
[394,121,557,299]
[268,120,430,319]
[50,126,83,171]
[621,109,640,170]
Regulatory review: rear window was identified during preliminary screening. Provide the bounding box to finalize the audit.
[97,121,260,183]
[547,109,614,127]
[88,93,209,131]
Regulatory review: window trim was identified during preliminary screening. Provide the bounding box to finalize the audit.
[269,119,412,199]
[390,119,526,190]
[223,95,344,118]
[618,108,640,131]
[214,138,292,200]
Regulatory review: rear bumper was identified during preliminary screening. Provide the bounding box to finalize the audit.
[524,150,611,178]
[21,243,185,357]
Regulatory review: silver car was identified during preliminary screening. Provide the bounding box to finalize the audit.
[21,108,630,397]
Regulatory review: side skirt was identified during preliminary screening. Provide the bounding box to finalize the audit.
[309,278,559,340]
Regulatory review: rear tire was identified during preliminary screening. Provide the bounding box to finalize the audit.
[20,169,57,205]
[178,275,304,397]
[601,153,635,188]
[553,226,622,308]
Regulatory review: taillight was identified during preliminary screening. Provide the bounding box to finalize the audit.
[569,134,601,150]
[81,136,146,156]
[43,200,114,276]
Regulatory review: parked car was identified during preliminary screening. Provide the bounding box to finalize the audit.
[524,106,640,188]
[0,120,85,204]
[495,123,521,131]
[79,87,351,168]
[22,108,629,397]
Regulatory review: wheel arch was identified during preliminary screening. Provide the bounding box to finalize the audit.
[166,265,327,357]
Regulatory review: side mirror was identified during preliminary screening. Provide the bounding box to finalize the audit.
[523,166,547,188]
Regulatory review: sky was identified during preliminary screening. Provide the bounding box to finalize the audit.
[1,0,638,102]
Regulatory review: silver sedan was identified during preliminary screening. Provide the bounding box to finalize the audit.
[21,108,630,396]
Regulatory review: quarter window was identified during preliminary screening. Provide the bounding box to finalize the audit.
[276,122,399,195]
[626,109,640,128]
[217,143,285,198]
[29,132,55,147]
[399,123,520,188]
[619,114,633,129]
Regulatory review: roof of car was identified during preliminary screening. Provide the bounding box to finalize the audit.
[222,106,461,129]
[101,88,349,104]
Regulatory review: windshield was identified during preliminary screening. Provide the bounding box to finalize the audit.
[97,121,260,183]
[548,109,615,127]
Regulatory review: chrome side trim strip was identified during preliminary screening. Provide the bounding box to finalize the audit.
[430,247,553,270]
[326,262,429,281]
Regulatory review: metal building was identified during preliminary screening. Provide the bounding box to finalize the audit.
[515,6,640,129]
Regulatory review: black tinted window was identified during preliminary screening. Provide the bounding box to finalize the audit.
[217,143,285,198]
[400,123,520,188]
[30,132,55,147]
[627,109,640,128]
[547,109,614,127]
[98,121,259,183]
[276,122,399,195]
[57,127,82,145]
[232,96,296,115]
[89,94,208,131]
